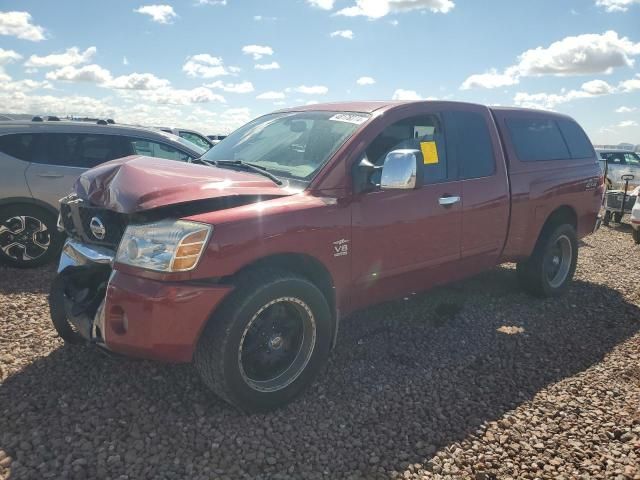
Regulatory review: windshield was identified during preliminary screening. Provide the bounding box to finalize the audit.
[157,130,207,156]
[201,111,370,183]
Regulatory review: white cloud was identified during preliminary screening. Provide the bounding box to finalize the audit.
[182,54,235,78]
[618,120,638,127]
[307,0,335,9]
[596,0,640,12]
[619,74,640,92]
[242,45,274,60]
[142,86,225,105]
[46,64,113,84]
[0,11,45,41]
[513,80,616,110]
[107,72,171,90]
[294,85,328,95]
[255,61,280,70]
[24,46,97,69]
[330,30,354,39]
[616,106,637,113]
[581,79,615,95]
[257,91,285,100]
[337,0,454,18]
[0,79,51,93]
[357,76,376,85]
[205,80,254,93]
[0,48,21,80]
[392,89,422,100]
[134,5,177,24]
[461,67,520,90]
[462,31,640,89]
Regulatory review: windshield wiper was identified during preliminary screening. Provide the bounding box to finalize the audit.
[192,158,283,186]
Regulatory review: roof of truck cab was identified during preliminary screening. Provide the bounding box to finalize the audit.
[275,100,488,114]
[275,101,569,118]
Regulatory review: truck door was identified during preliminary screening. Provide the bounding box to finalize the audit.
[351,111,462,306]
[443,107,509,269]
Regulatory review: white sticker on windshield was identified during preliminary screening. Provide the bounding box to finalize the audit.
[329,113,368,125]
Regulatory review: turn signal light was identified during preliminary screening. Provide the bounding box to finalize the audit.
[171,229,209,271]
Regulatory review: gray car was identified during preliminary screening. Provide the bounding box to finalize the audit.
[597,149,640,190]
[0,118,205,268]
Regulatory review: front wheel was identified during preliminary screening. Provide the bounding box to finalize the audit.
[0,204,63,268]
[517,224,578,297]
[194,270,332,412]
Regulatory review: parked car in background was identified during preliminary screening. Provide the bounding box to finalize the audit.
[597,149,640,190]
[207,134,227,145]
[0,119,205,268]
[50,101,603,412]
[156,127,214,150]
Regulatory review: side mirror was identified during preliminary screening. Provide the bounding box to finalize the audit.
[380,149,423,190]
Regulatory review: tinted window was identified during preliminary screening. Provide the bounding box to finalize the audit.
[557,119,593,159]
[0,133,36,162]
[506,118,570,161]
[128,138,192,162]
[365,114,449,185]
[445,111,494,179]
[179,131,211,150]
[33,133,122,168]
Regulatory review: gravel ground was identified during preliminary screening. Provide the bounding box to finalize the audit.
[1,225,639,480]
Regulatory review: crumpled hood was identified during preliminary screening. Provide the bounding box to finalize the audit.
[74,155,296,214]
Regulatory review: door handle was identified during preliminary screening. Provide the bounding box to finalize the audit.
[37,173,64,178]
[438,195,461,206]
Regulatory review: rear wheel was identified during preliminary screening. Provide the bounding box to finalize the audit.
[602,210,611,227]
[517,224,578,297]
[194,270,332,412]
[613,212,623,224]
[0,205,63,268]
[633,228,640,245]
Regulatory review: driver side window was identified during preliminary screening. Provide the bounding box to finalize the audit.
[365,114,448,186]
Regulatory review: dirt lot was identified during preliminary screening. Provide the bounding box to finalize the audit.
[1,225,639,480]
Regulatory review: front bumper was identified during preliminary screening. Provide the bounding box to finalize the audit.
[52,239,233,362]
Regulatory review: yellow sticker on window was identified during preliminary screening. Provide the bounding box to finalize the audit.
[420,141,439,165]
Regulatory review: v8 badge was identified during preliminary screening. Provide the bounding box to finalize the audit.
[333,239,349,257]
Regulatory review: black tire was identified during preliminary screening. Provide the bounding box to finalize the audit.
[602,210,611,226]
[0,204,64,268]
[194,269,332,412]
[633,228,640,245]
[48,274,85,344]
[516,224,578,298]
[613,212,623,224]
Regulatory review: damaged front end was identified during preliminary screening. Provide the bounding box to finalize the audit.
[50,240,115,346]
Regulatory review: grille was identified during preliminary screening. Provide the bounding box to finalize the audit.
[59,196,127,248]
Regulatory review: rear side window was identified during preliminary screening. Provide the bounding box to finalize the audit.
[0,133,36,162]
[557,119,593,159]
[127,137,192,162]
[34,133,123,168]
[506,118,570,161]
[180,131,211,150]
[444,111,495,179]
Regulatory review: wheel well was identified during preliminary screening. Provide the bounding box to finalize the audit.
[544,206,578,231]
[0,197,58,217]
[226,253,336,313]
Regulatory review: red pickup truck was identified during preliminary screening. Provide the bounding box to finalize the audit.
[49,101,603,411]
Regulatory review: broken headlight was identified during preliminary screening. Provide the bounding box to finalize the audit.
[116,220,212,272]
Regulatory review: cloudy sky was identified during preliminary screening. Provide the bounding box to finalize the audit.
[0,0,639,142]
